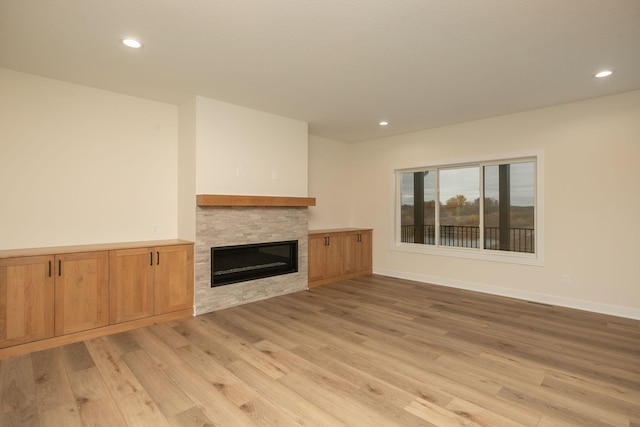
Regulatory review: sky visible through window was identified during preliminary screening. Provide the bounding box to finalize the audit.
[400,161,534,207]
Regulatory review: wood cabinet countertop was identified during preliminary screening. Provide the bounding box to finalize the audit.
[0,239,193,259]
[309,228,372,235]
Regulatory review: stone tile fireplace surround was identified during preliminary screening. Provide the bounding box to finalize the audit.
[195,203,310,314]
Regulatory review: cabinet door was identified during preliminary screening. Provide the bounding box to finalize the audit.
[308,234,328,283]
[154,245,194,315]
[341,232,360,275]
[355,230,373,272]
[109,247,154,324]
[54,251,109,335]
[324,234,343,279]
[0,256,54,348]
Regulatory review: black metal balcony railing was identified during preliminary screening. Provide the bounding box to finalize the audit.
[400,225,535,253]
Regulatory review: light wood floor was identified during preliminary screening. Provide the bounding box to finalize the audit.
[1,275,639,426]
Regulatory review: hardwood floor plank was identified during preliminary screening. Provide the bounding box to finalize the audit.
[536,413,596,427]
[0,354,39,426]
[67,367,127,427]
[31,348,76,414]
[317,338,504,415]
[405,396,479,427]
[443,396,531,427]
[482,318,640,373]
[359,335,441,368]
[84,336,144,398]
[544,369,640,407]
[252,339,361,397]
[219,306,303,350]
[121,348,195,417]
[436,353,545,392]
[113,388,172,427]
[60,342,95,374]
[445,324,640,390]
[278,369,419,427]
[170,318,241,366]
[540,374,640,420]
[160,358,264,427]
[474,350,547,385]
[103,330,142,355]
[128,325,260,426]
[292,343,453,409]
[172,344,259,407]
[497,384,629,427]
[166,406,214,427]
[227,359,345,426]
[122,327,262,425]
[126,328,188,370]
[184,316,292,380]
[249,295,371,341]
[273,341,431,427]
[235,397,307,427]
[37,402,83,427]
[146,322,192,350]
[205,310,265,344]
[443,386,542,427]
[246,301,369,348]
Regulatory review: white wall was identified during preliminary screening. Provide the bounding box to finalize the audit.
[0,68,179,249]
[178,97,197,241]
[342,91,640,318]
[195,96,308,197]
[308,135,352,230]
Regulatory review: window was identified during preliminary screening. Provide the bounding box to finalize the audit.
[398,158,537,258]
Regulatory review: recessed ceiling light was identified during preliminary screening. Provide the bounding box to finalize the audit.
[379,121,389,126]
[595,70,613,78]
[122,38,142,48]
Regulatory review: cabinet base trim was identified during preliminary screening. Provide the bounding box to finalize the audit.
[308,270,373,288]
[0,308,193,360]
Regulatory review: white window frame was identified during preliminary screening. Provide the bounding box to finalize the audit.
[393,153,544,266]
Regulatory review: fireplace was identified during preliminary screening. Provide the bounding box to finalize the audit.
[211,240,298,287]
[195,203,310,314]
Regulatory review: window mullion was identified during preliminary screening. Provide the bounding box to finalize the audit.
[498,164,512,251]
[435,169,440,247]
[479,165,485,250]
[413,172,425,244]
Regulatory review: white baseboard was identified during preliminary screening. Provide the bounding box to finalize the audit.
[373,268,640,320]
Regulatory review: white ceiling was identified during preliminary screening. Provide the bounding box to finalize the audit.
[1,0,639,143]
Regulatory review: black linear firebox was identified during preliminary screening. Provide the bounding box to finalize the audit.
[211,240,298,287]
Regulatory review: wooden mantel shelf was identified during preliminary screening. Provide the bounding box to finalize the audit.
[196,194,316,207]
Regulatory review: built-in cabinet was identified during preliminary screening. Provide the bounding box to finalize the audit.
[0,240,193,357]
[110,244,194,324]
[308,228,372,287]
[0,255,54,348]
[153,245,195,315]
[308,233,342,284]
[55,251,109,335]
[109,247,155,324]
